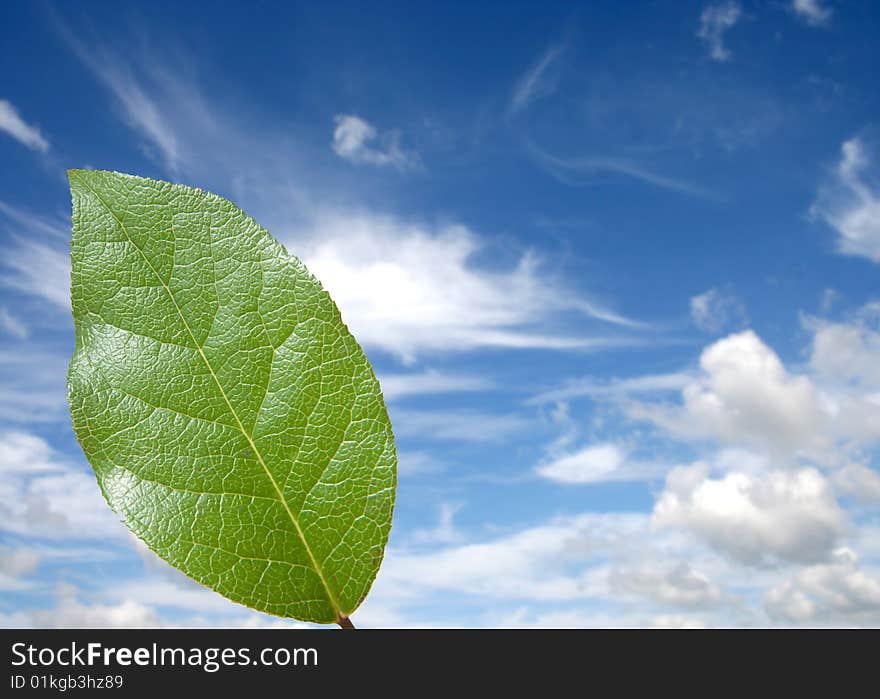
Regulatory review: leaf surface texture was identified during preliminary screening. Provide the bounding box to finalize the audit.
[68,170,396,623]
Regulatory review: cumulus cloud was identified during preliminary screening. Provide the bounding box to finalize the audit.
[806,310,880,444]
[653,461,847,565]
[791,0,833,27]
[689,287,747,333]
[697,2,742,62]
[634,331,826,454]
[831,464,880,503]
[765,548,880,624]
[0,100,49,152]
[812,136,880,263]
[809,310,880,389]
[610,560,724,608]
[332,114,418,170]
[0,432,122,539]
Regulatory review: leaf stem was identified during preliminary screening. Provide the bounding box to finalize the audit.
[337,615,356,630]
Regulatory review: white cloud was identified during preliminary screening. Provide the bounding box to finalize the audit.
[1,200,640,363]
[1,581,307,629]
[411,502,463,545]
[296,210,639,361]
[377,512,647,602]
[0,100,49,152]
[812,136,880,263]
[0,202,70,319]
[391,408,530,443]
[634,331,826,454]
[764,548,880,624]
[0,308,27,339]
[653,461,847,565]
[0,201,69,240]
[0,349,71,424]
[831,464,880,503]
[810,312,880,389]
[690,287,747,333]
[0,545,41,591]
[0,432,123,540]
[791,0,833,27]
[0,237,70,311]
[650,614,709,629]
[56,25,180,171]
[524,141,714,198]
[379,370,492,401]
[509,44,564,115]
[396,450,444,476]
[0,546,40,577]
[28,585,163,628]
[48,26,643,364]
[610,560,724,608]
[806,310,880,444]
[537,442,658,484]
[528,372,690,405]
[697,2,742,62]
[332,114,418,170]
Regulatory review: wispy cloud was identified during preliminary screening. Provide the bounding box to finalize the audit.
[690,287,748,334]
[0,348,71,423]
[697,2,742,62]
[296,210,643,361]
[0,100,49,152]
[379,370,493,401]
[0,237,70,311]
[391,408,531,443]
[528,372,691,405]
[43,21,645,364]
[791,0,833,27]
[508,43,565,116]
[0,201,68,240]
[51,15,189,173]
[811,135,880,263]
[332,115,419,170]
[0,308,27,340]
[524,140,716,198]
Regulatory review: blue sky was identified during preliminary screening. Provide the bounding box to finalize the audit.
[1,0,880,627]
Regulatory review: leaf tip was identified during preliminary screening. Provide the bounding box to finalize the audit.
[67,168,93,193]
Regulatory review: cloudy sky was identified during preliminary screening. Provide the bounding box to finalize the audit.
[1,0,879,628]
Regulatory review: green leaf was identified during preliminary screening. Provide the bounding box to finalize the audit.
[67,170,396,625]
